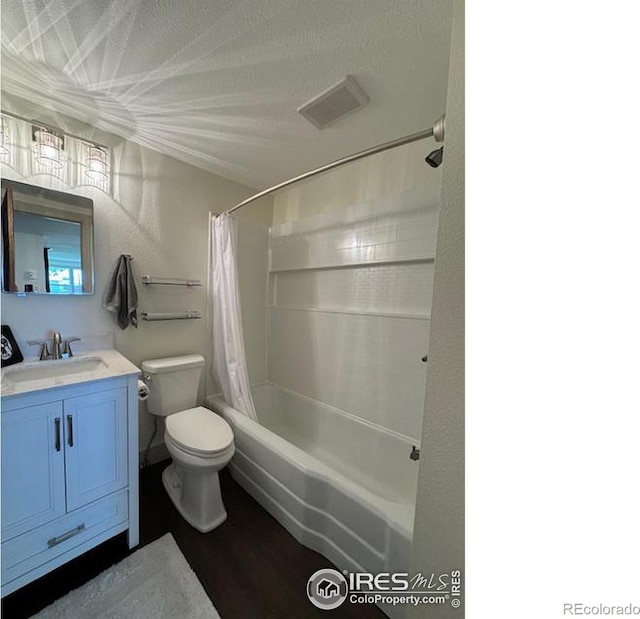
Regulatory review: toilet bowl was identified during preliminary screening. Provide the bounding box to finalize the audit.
[162,406,235,532]
[141,355,235,532]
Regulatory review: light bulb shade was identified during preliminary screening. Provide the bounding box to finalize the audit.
[34,128,64,169]
[85,145,109,181]
[0,116,9,155]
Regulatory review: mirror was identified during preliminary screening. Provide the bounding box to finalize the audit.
[1,180,94,294]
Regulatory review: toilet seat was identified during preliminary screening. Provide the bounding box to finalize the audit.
[165,406,234,457]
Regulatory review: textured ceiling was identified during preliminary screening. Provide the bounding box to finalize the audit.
[1,1,453,189]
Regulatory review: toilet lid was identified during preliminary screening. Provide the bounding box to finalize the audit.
[166,407,234,456]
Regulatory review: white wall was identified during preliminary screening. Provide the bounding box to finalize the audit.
[268,140,441,441]
[409,1,464,615]
[14,230,46,292]
[1,114,271,457]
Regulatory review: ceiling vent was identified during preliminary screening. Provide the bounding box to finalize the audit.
[297,75,369,130]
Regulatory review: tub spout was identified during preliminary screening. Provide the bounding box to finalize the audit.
[410,446,421,461]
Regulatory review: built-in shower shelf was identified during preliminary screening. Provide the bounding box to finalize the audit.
[270,305,430,321]
[141,311,201,321]
[142,275,202,286]
[268,256,434,274]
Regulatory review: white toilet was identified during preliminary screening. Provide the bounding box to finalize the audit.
[141,354,235,532]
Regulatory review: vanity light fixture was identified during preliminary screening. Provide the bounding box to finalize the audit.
[0,116,9,155]
[2,110,112,192]
[33,126,65,169]
[84,144,109,181]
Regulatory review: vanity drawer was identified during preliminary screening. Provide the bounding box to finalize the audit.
[1,490,128,585]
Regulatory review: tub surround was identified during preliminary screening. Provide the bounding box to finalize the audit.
[268,142,438,444]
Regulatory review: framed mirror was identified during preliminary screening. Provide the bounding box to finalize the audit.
[1,180,94,294]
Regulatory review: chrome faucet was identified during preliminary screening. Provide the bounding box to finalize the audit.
[27,333,81,361]
[52,332,63,359]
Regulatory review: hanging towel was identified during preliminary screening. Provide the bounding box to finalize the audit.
[102,254,138,329]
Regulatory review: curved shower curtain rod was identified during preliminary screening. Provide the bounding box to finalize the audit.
[220,114,445,218]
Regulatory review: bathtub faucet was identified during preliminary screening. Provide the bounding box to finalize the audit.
[410,446,421,461]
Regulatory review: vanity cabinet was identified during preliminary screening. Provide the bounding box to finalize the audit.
[1,401,66,538]
[1,370,139,597]
[62,388,128,511]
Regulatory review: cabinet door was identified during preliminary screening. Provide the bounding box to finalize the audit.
[63,387,128,512]
[1,402,66,541]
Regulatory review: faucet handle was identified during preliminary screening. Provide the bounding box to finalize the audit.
[62,337,81,358]
[28,340,51,361]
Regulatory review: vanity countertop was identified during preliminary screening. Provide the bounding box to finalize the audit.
[1,349,140,399]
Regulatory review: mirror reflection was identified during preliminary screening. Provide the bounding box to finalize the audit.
[1,180,94,294]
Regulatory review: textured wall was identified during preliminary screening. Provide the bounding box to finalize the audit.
[1,130,271,455]
[269,140,441,441]
[409,1,465,616]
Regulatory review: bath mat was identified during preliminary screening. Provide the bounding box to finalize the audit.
[33,534,221,619]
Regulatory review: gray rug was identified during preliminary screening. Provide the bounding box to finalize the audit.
[33,534,221,619]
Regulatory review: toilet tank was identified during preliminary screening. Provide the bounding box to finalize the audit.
[141,354,205,416]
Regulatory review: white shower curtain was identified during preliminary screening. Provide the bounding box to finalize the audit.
[209,213,258,420]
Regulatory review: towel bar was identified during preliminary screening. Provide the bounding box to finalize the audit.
[141,311,201,321]
[142,276,202,286]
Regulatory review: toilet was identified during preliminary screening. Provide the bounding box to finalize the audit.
[141,354,235,532]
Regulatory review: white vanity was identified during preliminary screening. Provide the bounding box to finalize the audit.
[1,350,140,597]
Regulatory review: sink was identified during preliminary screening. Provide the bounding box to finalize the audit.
[1,349,139,398]
[2,356,108,387]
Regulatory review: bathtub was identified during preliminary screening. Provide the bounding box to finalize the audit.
[206,383,419,586]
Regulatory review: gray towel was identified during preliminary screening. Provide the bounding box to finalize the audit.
[102,255,138,329]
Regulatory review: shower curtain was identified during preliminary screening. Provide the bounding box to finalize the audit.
[209,213,258,420]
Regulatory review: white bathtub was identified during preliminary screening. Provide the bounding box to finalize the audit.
[206,383,420,584]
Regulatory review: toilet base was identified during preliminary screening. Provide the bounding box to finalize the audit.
[162,462,228,533]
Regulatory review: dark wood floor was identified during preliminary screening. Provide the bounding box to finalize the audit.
[2,461,386,619]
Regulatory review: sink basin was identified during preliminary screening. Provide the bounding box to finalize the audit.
[2,356,108,387]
